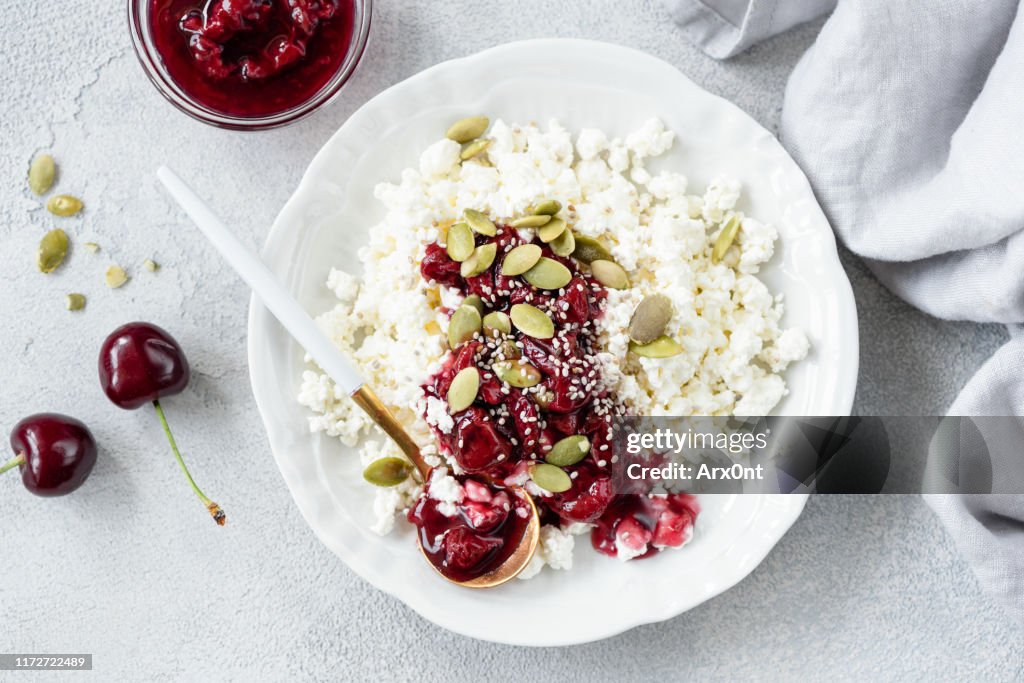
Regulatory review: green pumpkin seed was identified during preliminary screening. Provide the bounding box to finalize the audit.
[529,463,572,493]
[363,457,412,487]
[523,257,572,290]
[446,116,490,144]
[460,138,492,160]
[572,235,612,264]
[501,244,542,276]
[46,194,84,217]
[448,304,482,347]
[28,154,55,195]
[510,303,554,339]
[629,294,674,344]
[493,359,542,388]
[533,386,555,410]
[446,222,475,262]
[550,228,576,257]
[447,367,480,414]
[498,340,521,360]
[462,294,485,316]
[105,265,129,289]
[482,311,512,337]
[66,293,86,311]
[464,209,497,236]
[532,199,562,216]
[537,217,567,243]
[712,215,741,263]
[629,335,684,358]
[37,229,69,274]
[83,242,100,253]
[590,259,629,289]
[460,242,497,278]
[510,215,551,229]
[546,435,591,467]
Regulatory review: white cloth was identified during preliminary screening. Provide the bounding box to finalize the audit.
[664,0,1024,618]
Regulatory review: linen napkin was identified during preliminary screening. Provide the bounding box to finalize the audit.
[663,0,1024,619]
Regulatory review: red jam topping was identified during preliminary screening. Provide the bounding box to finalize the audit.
[149,0,354,116]
[413,221,701,581]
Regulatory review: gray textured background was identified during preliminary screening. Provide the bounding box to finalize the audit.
[1,1,1020,681]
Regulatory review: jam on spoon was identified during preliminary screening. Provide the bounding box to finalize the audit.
[3,414,97,496]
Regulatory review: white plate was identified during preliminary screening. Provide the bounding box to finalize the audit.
[247,39,858,646]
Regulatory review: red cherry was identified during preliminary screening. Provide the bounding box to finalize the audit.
[98,322,189,410]
[443,527,502,570]
[4,414,97,497]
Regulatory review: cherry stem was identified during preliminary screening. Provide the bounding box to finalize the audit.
[153,399,226,526]
[0,452,26,476]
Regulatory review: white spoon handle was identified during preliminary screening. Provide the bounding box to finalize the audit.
[156,165,364,395]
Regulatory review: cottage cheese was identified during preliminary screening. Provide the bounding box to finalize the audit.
[297,117,809,573]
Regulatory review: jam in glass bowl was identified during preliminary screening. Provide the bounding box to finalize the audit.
[128,0,372,130]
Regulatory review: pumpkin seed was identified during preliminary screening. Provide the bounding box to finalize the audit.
[446,116,490,144]
[629,335,684,358]
[533,386,555,410]
[546,435,591,467]
[460,138,492,160]
[105,265,129,289]
[501,244,542,276]
[462,294,485,316]
[37,229,69,274]
[590,259,629,289]
[447,367,480,414]
[523,257,572,290]
[493,359,542,388]
[498,340,521,359]
[529,463,572,493]
[460,242,497,278]
[464,209,497,236]
[448,304,482,347]
[83,242,100,253]
[28,154,55,195]
[628,294,674,344]
[532,199,561,216]
[144,258,160,272]
[66,293,86,311]
[572,235,612,264]
[446,222,475,262]
[537,217,567,243]
[712,215,741,263]
[482,311,512,337]
[550,228,576,257]
[510,215,551,229]
[363,457,412,487]
[46,194,83,217]
[510,303,554,339]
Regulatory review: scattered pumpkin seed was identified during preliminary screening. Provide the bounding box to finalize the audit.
[448,304,482,347]
[493,359,542,388]
[533,386,555,409]
[629,335,684,358]
[105,265,129,289]
[510,303,554,339]
[363,457,412,487]
[590,259,630,289]
[498,340,521,359]
[546,435,591,467]
[144,258,160,272]
[523,257,572,290]
[37,229,69,274]
[66,293,86,312]
[529,463,572,493]
[537,217,567,243]
[572,235,612,263]
[46,194,84,217]
[446,116,490,144]
[550,228,576,257]
[460,138,491,160]
[83,242,100,253]
[482,311,512,337]
[447,367,480,414]
[501,244,543,276]
[712,215,742,263]
[28,154,55,195]
[446,222,475,262]
[464,209,497,236]
[628,294,674,344]
[531,199,561,216]
[462,294,485,316]
[460,242,497,278]
[510,214,551,229]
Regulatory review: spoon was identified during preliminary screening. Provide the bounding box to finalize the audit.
[157,166,540,588]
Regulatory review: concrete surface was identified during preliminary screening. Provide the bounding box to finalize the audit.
[0,1,1019,681]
